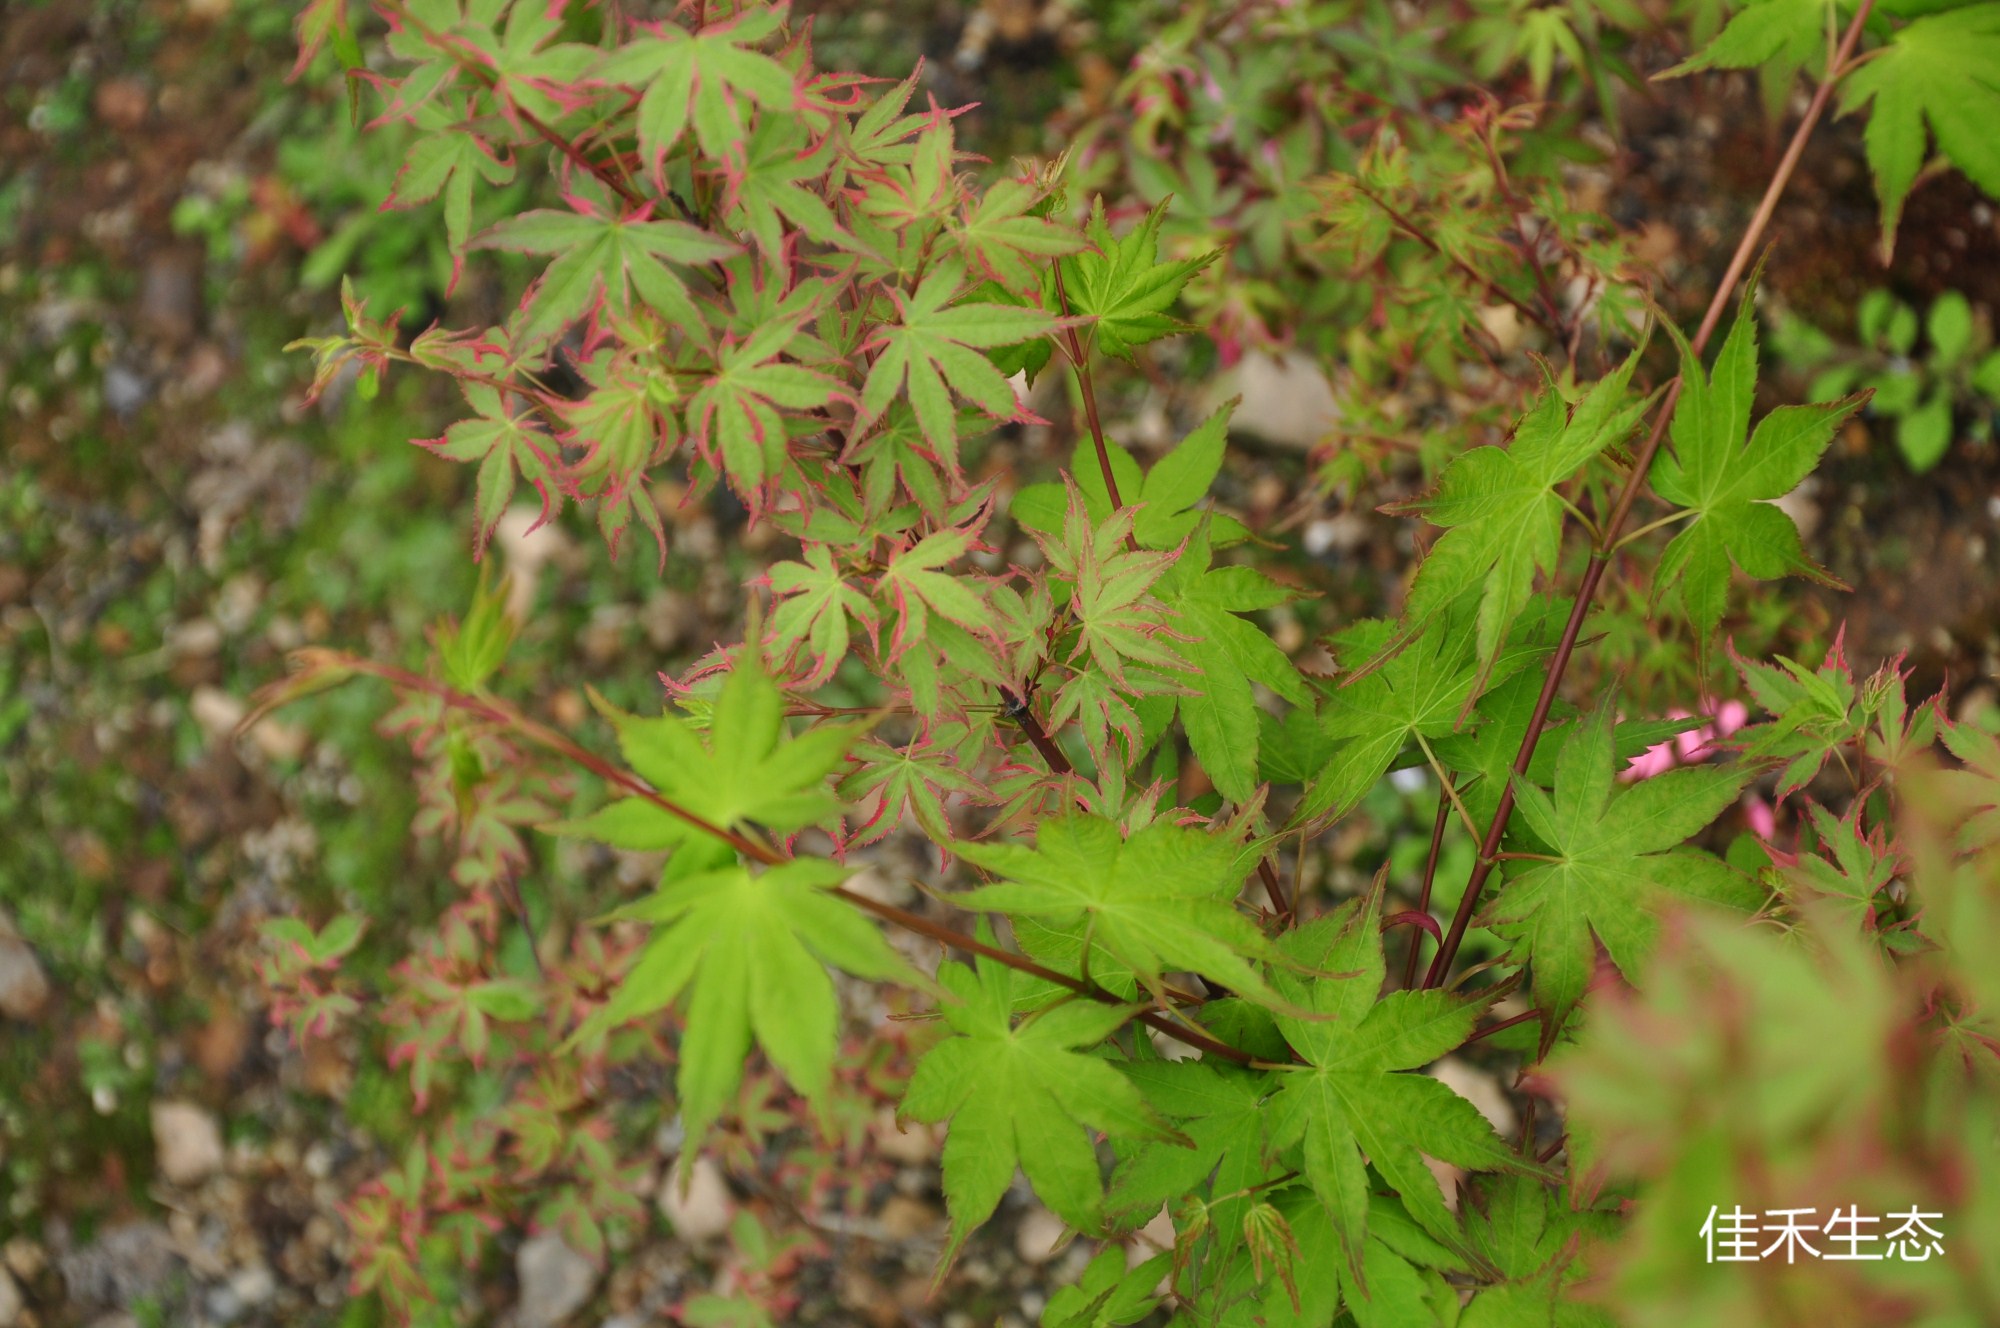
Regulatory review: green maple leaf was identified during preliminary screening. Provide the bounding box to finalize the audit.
[1041,1247,1170,1328]
[767,545,876,687]
[576,858,919,1145]
[556,643,856,851]
[901,952,1183,1258]
[419,383,559,557]
[1106,1059,1275,1240]
[1156,528,1309,803]
[1393,354,1649,668]
[952,813,1280,1005]
[1839,5,2000,256]
[593,4,797,180]
[1730,637,1863,800]
[1300,608,1542,824]
[472,208,739,350]
[1478,705,1762,1036]
[1011,402,1252,549]
[1059,197,1217,360]
[1268,890,1539,1268]
[1649,295,1862,636]
[1458,1176,1619,1328]
[858,262,1060,457]
[1662,0,1834,92]
[688,315,842,492]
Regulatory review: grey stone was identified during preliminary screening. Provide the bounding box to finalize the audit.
[150,1100,225,1185]
[516,1231,597,1328]
[0,937,49,1021]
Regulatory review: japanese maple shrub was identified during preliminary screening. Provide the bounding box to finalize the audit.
[266,0,2000,1322]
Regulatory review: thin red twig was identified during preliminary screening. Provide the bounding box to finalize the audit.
[1421,0,1880,990]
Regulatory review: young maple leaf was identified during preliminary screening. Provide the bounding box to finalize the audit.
[1059,197,1217,360]
[900,951,1184,1261]
[1156,528,1308,804]
[857,261,1060,455]
[418,382,560,559]
[1650,294,1862,637]
[382,112,516,292]
[766,544,876,687]
[592,4,799,183]
[1478,705,1762,1038]
[838,729,990,848]
[1033,486,1184,688]
[951,813,1281,1006]
[575,858,921,1146]
[718,115,846,267]
[472,206,738,350]
[1728,629,1875,801]
[1268,890,1544,1270]
[877,521,994,660]
[686,314,843,494]
[951,174,1084,296]
[1838,6,2000,256]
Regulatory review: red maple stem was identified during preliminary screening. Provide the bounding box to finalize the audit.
[1421,0,1880,990]
[1402,792,1452,988]
[1049,259,1127,517]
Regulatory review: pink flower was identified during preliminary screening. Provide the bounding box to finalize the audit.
[1621,698,1750,782]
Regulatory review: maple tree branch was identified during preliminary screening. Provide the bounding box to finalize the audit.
[1349,179,1563,342]
[1421,0,1879,991]
[261,653,1268,1065]
[1463,1007,1541,1045]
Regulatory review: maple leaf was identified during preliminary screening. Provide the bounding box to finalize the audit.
[1267,890,1540,1268]
[1041,1247,1170,1328]
[1775,802,1901,936]
[1392,354,1649,668]
[555,641,856,850]
[1059,197,1217,360]
[1662,0,1834,98]
[952,812,1281,1005]
[1032,487,1185,689]
[1478,705,1762,1036]
[901,952,1183,1259]
[719,114,845,267]
[382,115,516,291]
[418,383,560,558]
[577,858,918,1145]
[472,207,738,350]
[1457,1175,1619,1328]
[951,174,1084,296]
[1940,716,2000,854]
[686,315,842,494]
[1729,633,1866,800]
[767,545,876,687]
[858,262,1060,456]
[1300,608,1542,824]
[1156,529,1309,804]
[592,4,798,182]
[1838,5,2000,256]
[1106,1059,1276,1241]
[1011,403,1252,550]
[878,522,993,660]
[838,729,989,847]
[1650,295,1862,637]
